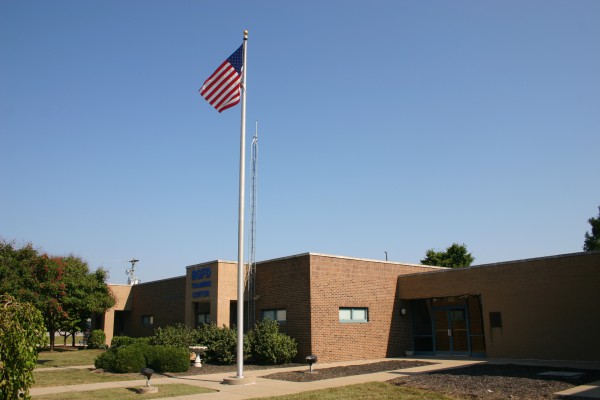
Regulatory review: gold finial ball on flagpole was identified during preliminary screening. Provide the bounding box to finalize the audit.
[244,30,248,36]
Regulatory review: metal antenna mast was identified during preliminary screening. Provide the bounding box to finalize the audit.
[126,258,140,285]
[247,121,258,329]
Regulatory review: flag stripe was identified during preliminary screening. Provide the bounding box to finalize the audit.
[200,64,236,99]
[212,76,242,109]
[200,45,243,113]
[202,68,239,103]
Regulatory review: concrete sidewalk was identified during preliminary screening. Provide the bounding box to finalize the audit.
[30,358,481,399]
[30,358,600,399]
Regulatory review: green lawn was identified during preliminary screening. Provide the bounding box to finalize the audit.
[37,349,105,367]
[33,368,141,388]
[34,350,457,400]
[254,382,458,400]
[32,384,214,400]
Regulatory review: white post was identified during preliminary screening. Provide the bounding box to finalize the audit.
[235,29,248,379]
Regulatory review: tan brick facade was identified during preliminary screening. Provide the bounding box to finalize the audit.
[253,253,441,362]
[397,251,600,361]
[254,254,313,358]
[102,284,132,346]
[125,276,186,338]
[184,261,239,329]
[307,254,441,362]
[102,251,600,363]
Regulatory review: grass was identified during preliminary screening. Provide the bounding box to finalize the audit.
[37,349,105,367]
[254,382,457,400]
[33,368,141,387]
[32,384,214,400]
[33,350,456,400]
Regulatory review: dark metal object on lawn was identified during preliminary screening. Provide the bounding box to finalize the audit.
[306,355,318,373]
[140,368,154,387]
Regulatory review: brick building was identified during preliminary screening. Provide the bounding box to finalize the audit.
[96,250,600,363]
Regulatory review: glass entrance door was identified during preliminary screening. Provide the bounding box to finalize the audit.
[433,307,469,354]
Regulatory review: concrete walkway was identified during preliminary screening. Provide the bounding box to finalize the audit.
[31,358,600,399]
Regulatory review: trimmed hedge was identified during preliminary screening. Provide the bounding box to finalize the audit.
[87,329,106,349]
[94,349,115,370]
[110,336,149,349]
[109,336,136,349]
[94,342,189,373]
[146,346,189,373]
[111,345,146,373]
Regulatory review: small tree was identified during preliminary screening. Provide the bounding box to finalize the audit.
[196,324,249,364]
[583,205,600,251]
[0,295,47,400]
[0,241,116,351]
[151,323,199,349]
[87,330,106,349]
[421,243,474,268]
[248,319,297,364]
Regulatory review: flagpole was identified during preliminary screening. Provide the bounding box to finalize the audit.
[235,29,249,380]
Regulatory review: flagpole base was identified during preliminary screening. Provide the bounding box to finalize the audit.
[222,376,256,385]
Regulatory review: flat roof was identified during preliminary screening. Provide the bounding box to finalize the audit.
[398,251,598,278]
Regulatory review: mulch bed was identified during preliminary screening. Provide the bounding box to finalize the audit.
[261,360,434,382]
[389,363,600,400]
[98,359,600,399]
[261,361,600,400]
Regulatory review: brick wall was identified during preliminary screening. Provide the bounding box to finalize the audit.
[104,285,132,346]
[254,254,312,359]
[184,261,238,328]
[308,254,441,362]
[398,251,600,361]
[126,276,186,338]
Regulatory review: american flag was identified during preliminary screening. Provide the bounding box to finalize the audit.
[200,45,243,113]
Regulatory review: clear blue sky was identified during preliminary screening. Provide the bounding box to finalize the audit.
[2,1,599,284]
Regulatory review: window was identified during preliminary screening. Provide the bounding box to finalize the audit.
[489,312,502,328]
[197,313,210,325]
[141,315,154,326]
[261,309,287,323]
[339,307,368,323]
[451,310,465,321]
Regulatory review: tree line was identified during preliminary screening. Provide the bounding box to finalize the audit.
[0,240,115,351]
[419,203,600,268]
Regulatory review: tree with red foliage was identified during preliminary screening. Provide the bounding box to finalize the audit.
[0,240,115,351]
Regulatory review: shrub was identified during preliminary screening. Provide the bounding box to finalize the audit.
[110,345,147,373]
[95,341,188,373]
[146,345,189,373]
[94,350,115,370]
[0,295,47,400]
[249,319,297,364]
[87,329,106,349]
[110,336,149,349]
[109,336,136,349]
[151,323,199,350]
[197,324,249,365]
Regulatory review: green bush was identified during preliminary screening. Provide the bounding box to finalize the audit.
[109,336,136,348]
[87,329,106,349]
[197,324,249,365]
[249,319,297,364]
[146,345,189,373]
[0,295,47,400]
[151,323,199,350]
[94,350,115,370]
[110,336,149,349]
[95,342,189,373]
[110,345,147,373]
